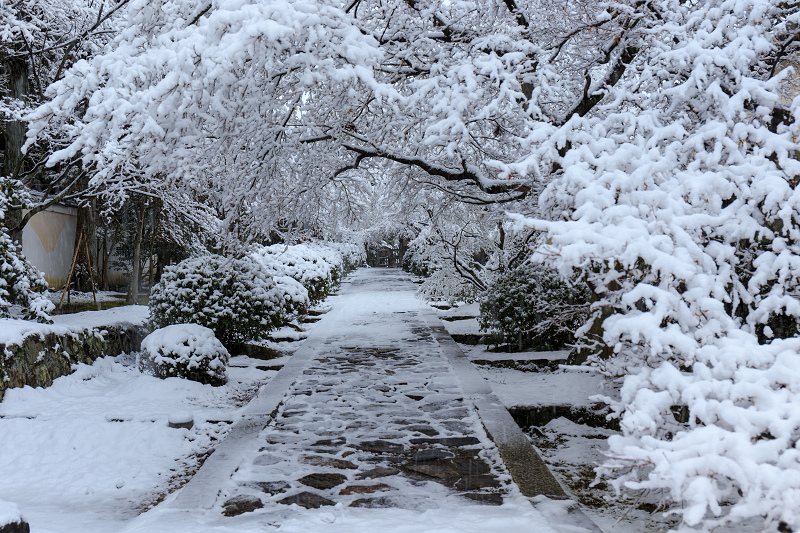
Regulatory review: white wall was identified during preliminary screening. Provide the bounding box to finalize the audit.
[21,204,77,289]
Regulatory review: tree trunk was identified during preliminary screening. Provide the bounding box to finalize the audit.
[99,228,108,290]
[101,223,121,291]
[147,202,161,292]
[3,57,30,244]
[128,199,147,304]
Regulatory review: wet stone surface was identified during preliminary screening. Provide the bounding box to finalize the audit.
[222,495,264,516]
[278,491,336,509]
[298,473,348,490]
[218,271,508,516]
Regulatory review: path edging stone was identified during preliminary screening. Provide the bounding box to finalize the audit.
[167,335,326,510]
[421,308,603,532]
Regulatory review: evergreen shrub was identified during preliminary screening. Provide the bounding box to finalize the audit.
[139,324,229,385]
[149,254,284,347]
[0,183,53,322]
[252,244,335,306]
[479,263,590,351]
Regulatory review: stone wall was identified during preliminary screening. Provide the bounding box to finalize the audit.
[0,323,150,401]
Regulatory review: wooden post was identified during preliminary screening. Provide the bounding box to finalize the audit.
[83,236,97,306]
[59,231,84,311]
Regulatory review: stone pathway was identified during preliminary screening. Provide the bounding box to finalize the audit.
[221,270,509,512]
[154,269,597,531]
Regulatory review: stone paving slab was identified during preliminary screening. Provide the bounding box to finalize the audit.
[162,269,600,531]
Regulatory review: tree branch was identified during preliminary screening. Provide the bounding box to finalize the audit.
[338,141,529,196]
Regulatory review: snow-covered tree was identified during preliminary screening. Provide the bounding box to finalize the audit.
[510,0,800,530]
[2,0,128,239]
[0,181,53,321]
[24,0,387,240]
[22,0,800,528]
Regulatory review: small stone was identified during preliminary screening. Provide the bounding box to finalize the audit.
[300,455,358,470]
[441,421,470,432]
[298,473,348,490]
[355,440,405,454]
[167,412,193,430]
[356,467,400,480]
[410,449,455,462]
[346,421,377,431]
[405,394,424,401]
[452,457,491,475]
[462,492,504,505]
[349,497,395,508]
[392,419,428,425]
[409,437,480,447]
[256,365,283,371]
[311,437,346,447]
[222,495,264,516]
[339,483,396,495]
[253,454,282,466]
[251,481,290,495]
[432,408,471,419]
[403,463,454,479]
[454,475,501,491]
[278,491,336,509]
[406,425,439,436]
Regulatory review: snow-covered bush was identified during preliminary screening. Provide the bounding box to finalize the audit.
[252,244,334,306]
[0,499,28,533]
[326,242,365,274]
[306,242,345,288]
[139,324,229,386]
[0,183,53,323]
[479,263,589,351]
[248,250,310,316]
[402,246,434,278]
[149,255,284,347]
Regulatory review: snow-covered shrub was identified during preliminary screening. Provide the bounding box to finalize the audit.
[310,241,364,280]
[139,324,229,386]
[326,241,365,274]
[0,183,53,323]
[0,499,28,533]
[479,263,589,351]
[248,250,310,316]
[251,244,334,306]
[149,254,284,347]
[402,247,434,278]
[306,242,345,288]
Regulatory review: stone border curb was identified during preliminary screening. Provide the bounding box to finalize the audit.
[421,308,603,532]
[168,334,326,510]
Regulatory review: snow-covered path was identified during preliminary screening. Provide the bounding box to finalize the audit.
[126,269,571,532]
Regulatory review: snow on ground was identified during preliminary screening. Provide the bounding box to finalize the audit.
[51,304,150,329]
[0,305,149,347]
[459,344,571,363]
[0,270,579,533]
[267,326,309,341]
[45,290,127,304]
[440,316,601,409]
[478,365,604,408]
[439,317,481,336]
[436,301,480,319]
[122,497,558,533]
[0,352,278,532]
